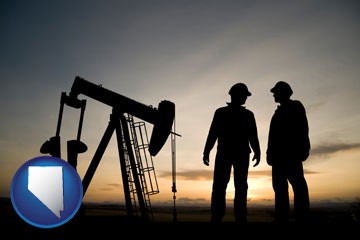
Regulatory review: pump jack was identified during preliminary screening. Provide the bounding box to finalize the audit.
[40,76,178,222]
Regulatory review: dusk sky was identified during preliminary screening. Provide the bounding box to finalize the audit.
[1,0,360,208]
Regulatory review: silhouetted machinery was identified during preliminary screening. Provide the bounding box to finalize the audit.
[40,76,179,221]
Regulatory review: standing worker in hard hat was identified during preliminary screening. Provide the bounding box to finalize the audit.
[266,81,311,223]
[203,83,261,223]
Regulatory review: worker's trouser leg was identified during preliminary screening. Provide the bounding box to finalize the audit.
[272,164,290,223]
[272,160,310,223]
[288,163,310,223]
[233,155,250,223]
[211,156,232,222]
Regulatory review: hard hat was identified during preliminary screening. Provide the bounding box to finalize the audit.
[229,83,251,96]
[270,81,293,97]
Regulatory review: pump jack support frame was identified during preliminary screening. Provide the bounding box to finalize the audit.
[81,108,148,221]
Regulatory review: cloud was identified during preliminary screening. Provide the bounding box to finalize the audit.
[249,169,317,177]
[159,169,212,181]
[306,101,326,114]
[157,141,360,181]
[177,197,208,206]
[304,169,318,175]
[249,170,272,178]
[310,142,360,158]
[159,169,320,181]
[107,183,122,187]
[99,183,122,191]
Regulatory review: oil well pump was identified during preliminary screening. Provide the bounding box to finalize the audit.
[40,76,179,222]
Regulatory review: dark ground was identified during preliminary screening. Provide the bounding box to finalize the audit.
[1,197,359,239]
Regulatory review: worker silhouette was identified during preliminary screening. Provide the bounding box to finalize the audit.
[203,83,261,223]
[266,81,310,223]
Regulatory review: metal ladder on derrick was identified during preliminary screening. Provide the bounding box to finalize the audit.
[122,113,159,221]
